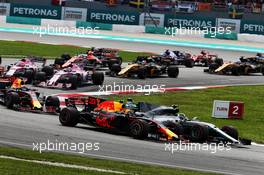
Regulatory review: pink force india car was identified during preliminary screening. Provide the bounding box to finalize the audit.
[33,63,104,89]
[4,57,48,83]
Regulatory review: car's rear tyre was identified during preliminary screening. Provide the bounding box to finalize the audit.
[54,58,65,66]
[108,59,121,69]
[190,124,208,143]
[59,107,80,127]
[221,126,239,140]
[129,119,148,139]
[215,58,224,66]
[69,75,78,89]
[137,68,147,79]
[5,92,20,109]
[42,66,54,77]
[34,72,47,82]
[110,64,122,75]
[167,66,179,78]
[61,53,71,61]
[92,72,104,85]
[208,63,219,73]
[184,59,194,68]
[24,69,34,83]
[231,66,241,76]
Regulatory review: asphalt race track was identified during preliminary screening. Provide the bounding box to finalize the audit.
[1,31,264,175]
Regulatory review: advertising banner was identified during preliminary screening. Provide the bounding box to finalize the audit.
[197,2,212,11]
[62,7,87,21]
[10,3,62,19]
[87,10,139,25]
[217,18,240,33]
[0,3,10,16]
[139,13,164,27]
[165,14,215,29]
[240,19,264,35]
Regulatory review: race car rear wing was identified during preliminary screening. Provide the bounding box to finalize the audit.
[28,56,47,66]
[65,96,106,112]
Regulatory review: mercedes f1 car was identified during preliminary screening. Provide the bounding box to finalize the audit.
[204,54,264,76]
[4,56,47,83]
[33,63,104,89]
[59,97,240,144]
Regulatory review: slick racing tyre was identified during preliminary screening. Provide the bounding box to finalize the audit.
[167,66,179,78]
[190,124,209,143]
[110,64,122,75]
[34,72,46,84]
[208,63,219,73]
[5,92,20,109]
[42,66,54,77]
[137,68,147,79]
[54,58,65,66]
[92,72,104,85]
[24,69,34,84]
[59,107,80,127]
[184,59,194,68]
[69,75,78,89]
[215,58,224,66]
[221,126,239,140]
[231,66,241,76]
[129,119,148,139]
[61,53,71,61]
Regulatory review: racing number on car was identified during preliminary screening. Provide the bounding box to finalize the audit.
[228,102,244,119]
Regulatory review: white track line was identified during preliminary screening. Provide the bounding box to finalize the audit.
[0,155,126,174]
[0,140,240,175]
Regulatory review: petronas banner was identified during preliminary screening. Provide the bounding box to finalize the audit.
[87,10,139,25]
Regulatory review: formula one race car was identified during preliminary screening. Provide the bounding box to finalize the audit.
[107,60,179,79]
[59,97,240,144]
[4,56,47,83]
[192,50,223,67]
[91,47,122,68]
[205,54,264,76]
[0,78,60,112]
[160,50,194,68]
[33,63,104,89]
[54,53,103,69]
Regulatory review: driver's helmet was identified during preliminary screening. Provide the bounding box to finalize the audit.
[256,53,263,57]
[11,78,24,89]
[88,51,93,55]
[124,98,138,110]
[165,50,170,56]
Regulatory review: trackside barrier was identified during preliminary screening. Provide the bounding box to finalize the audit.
[112,24,145,33]
[41,19,76,28]
[145,26,166,34]
[6,16,41,25]
[204,32,238,40]
[238,33,264,43]
[76,21,112,30]
[0,15,6,24]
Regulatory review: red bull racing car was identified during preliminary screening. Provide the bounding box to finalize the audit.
[0,78,60,113]
[59,96,241,144]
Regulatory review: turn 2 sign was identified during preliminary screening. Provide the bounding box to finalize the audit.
[212,100,244,119]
